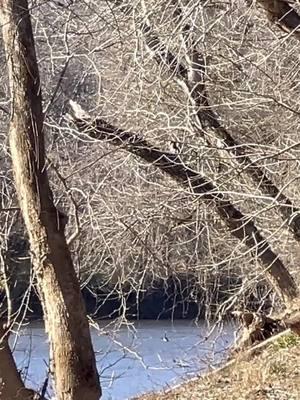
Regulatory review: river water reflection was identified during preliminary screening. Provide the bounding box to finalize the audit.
[11,320,235,399]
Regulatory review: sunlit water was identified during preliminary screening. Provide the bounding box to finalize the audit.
[10,320,235,399]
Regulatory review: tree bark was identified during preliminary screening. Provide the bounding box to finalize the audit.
[0,1,101,399]
[68,101,300,307]
[138,13,300,240]
[0,252,35,400]
[257,0,300,37]
[0,323,36,400]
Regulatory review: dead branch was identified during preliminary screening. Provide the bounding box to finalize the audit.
[138,5,300,240]
[68,101,300,305]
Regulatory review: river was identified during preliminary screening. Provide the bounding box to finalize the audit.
[10,320,235,399]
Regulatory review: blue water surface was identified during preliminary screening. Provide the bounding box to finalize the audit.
[11,320,235,399]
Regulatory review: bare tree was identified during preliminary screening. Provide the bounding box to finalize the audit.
[0,1,101,399]
[1,0,300,394]
[68,101,300,307]
[138,0,300,240]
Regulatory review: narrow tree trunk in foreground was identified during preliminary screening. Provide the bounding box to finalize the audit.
[68,102,300,307]
[0,323,36,400]
[0,251,36,399]
[0,1,101,399]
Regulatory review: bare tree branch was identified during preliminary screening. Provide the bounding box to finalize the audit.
[138,4,300,240]
[68,101,300,306]
[0,1,101,399]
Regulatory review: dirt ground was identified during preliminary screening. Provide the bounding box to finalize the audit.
[136,333,300,400]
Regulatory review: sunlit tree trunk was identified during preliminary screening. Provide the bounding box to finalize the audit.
[0,1,101,399]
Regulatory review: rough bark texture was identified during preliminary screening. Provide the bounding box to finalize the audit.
[68,102,299,306]
[232,312,286,351]
[257,0,300,37]
[284,310,300,334]
[0,323,36,400]
[0,1,101,399]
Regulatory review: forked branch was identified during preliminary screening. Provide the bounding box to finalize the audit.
[138,4,300,240]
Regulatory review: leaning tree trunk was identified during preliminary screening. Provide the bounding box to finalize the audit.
[68,102,300,308]
[0,251,35,400]
[0,256,37,400]
[138,11,300,240]
[257,0,300,38]
[0,1,101,400]
[0,323,36,400]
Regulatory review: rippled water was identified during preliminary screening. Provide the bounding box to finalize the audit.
[11,320,235,399]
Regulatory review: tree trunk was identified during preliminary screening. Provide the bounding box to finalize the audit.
[0,261,37,400]
[69,101,300,307]
[139,14,300,240]
[257,0,300,37]
[0,1,101,399]
[0,252,34,400]
[0,323,36,400]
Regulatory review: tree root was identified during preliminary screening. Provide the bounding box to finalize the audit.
[233,309,300,352]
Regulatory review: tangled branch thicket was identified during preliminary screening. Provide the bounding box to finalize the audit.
[1,0,300,320]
